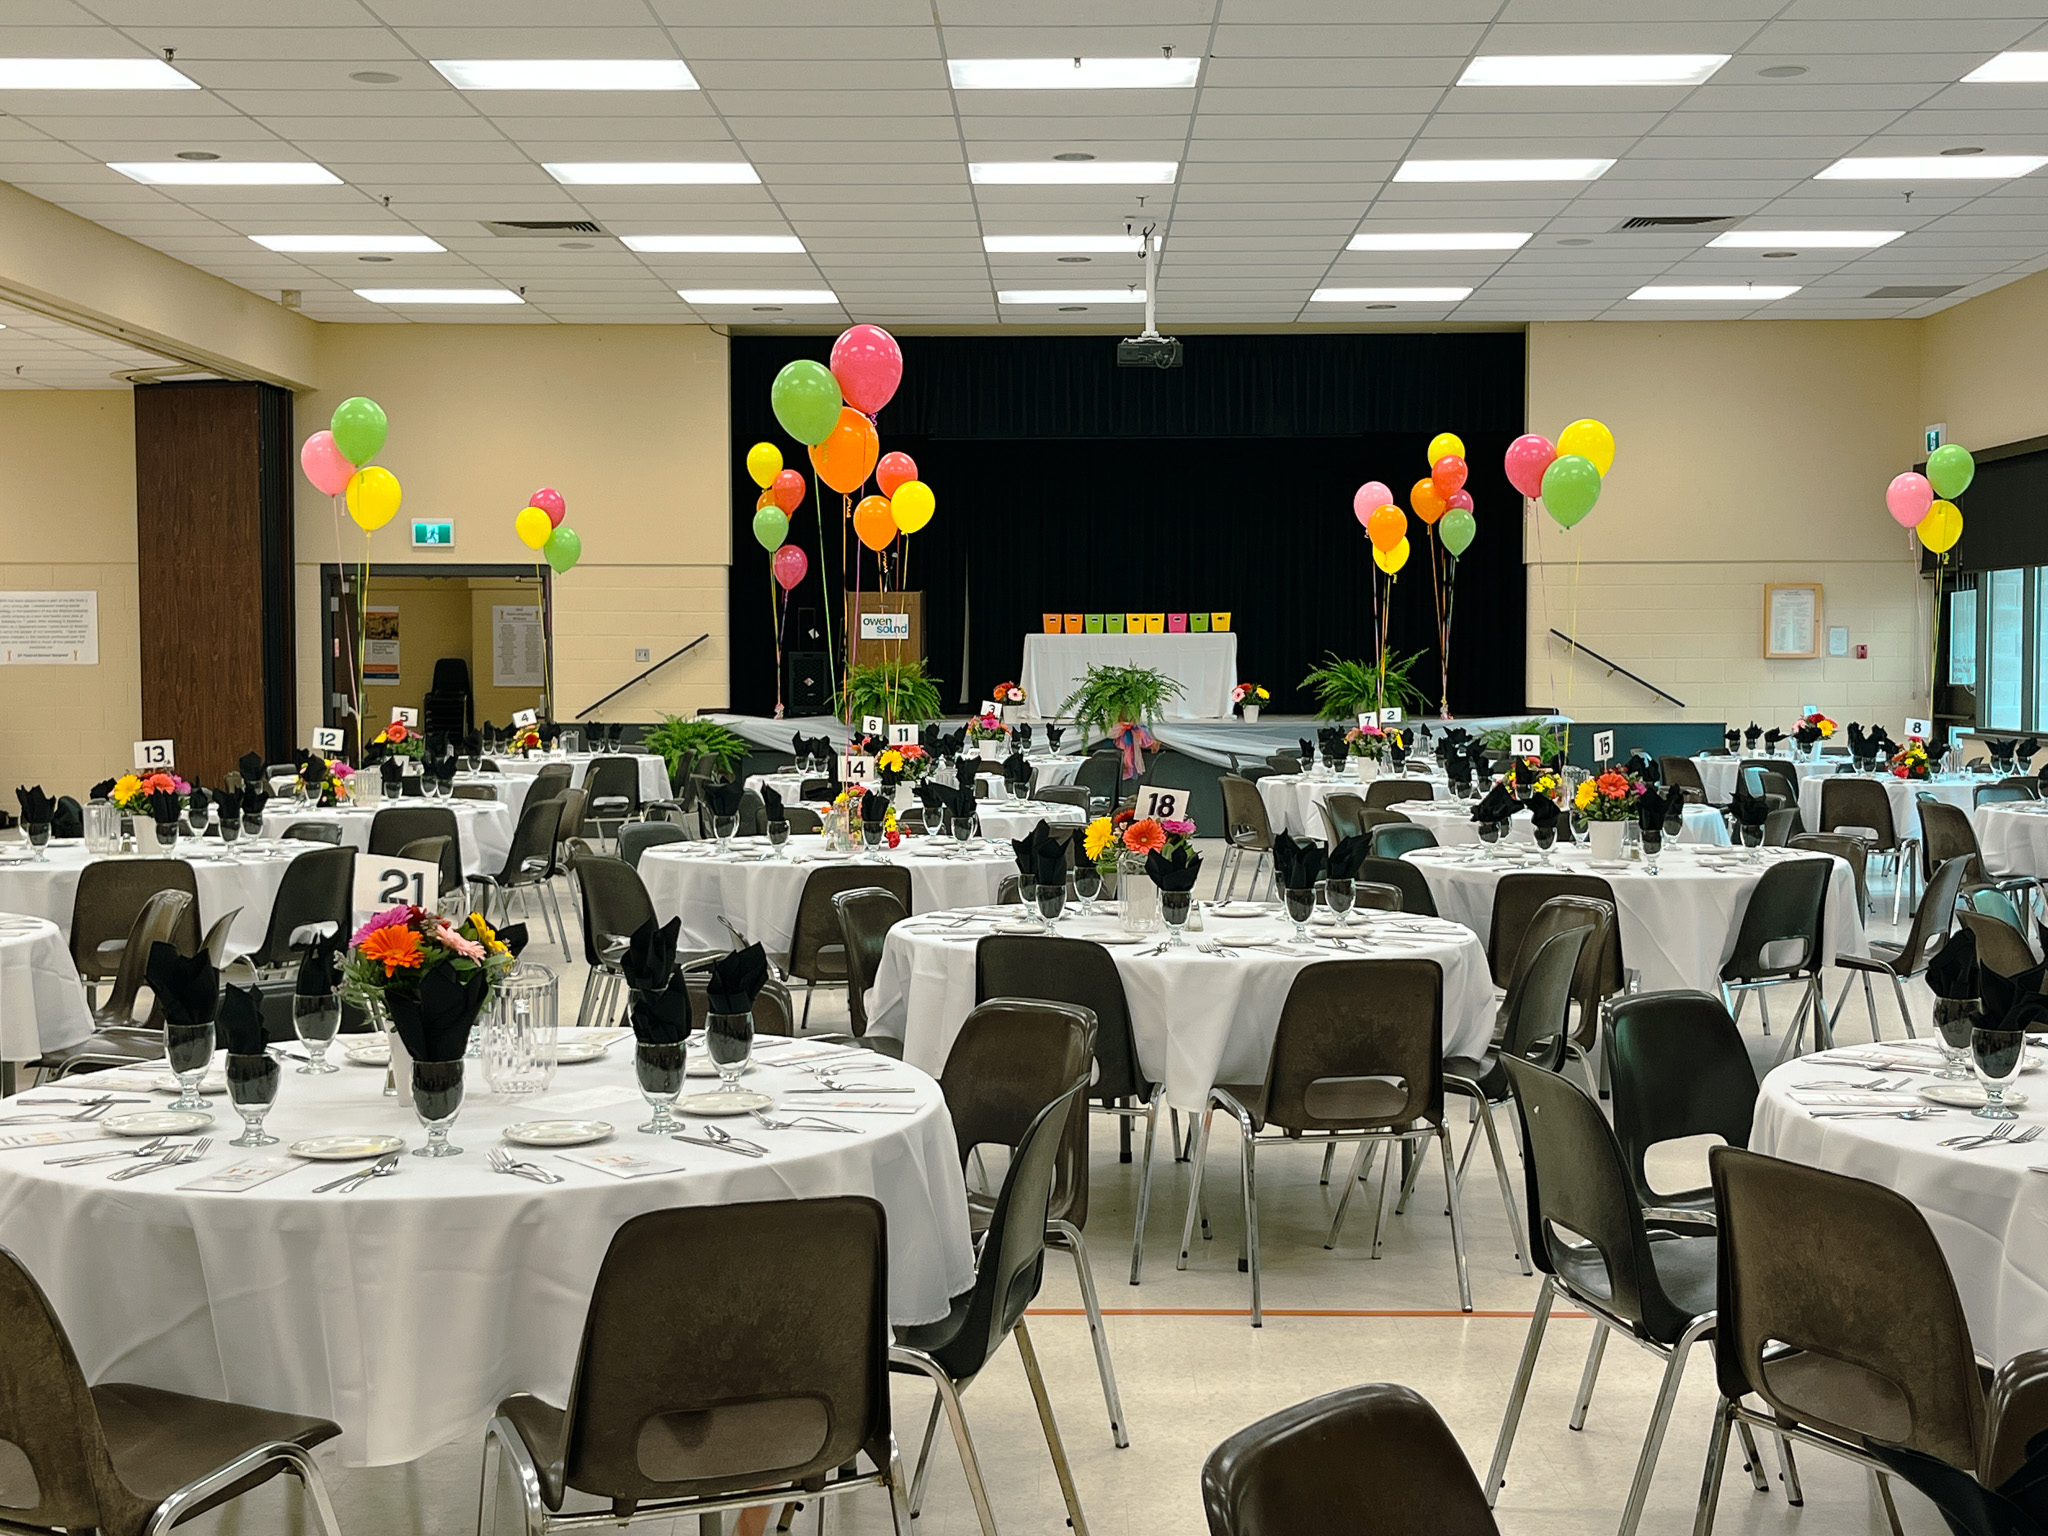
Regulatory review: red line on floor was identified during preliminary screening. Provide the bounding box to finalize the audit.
[1024,1307,1592,1319]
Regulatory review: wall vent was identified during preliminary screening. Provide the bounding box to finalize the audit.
[1867,285,1961,299]
[1609,215,1741,231]
[480,219,608,237]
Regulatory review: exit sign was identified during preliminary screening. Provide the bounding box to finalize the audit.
[411,520,455,548]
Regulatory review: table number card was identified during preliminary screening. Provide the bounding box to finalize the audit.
[1905,717,1931,739]
[1379,708,1404,726]
[978,700,998,718]
[512,708,538,728]
[132,738,175,771]
[861,715,884,737]
[888,723,918,747]
[1593,730,1615,762]
[843,754,875,784]
[1510,734,1542,757]
[310,727,345,753]
[1132,785,1191,824]
[390,707,419,727]
[352,854,439,915]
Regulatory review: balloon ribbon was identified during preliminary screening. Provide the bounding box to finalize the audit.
[1112,721,1156,780]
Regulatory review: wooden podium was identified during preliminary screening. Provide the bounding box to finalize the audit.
[846,591,923,666]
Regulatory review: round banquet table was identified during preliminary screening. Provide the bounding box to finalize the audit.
[493,751,669,803]
[1751,1050,2048,1366]
[0,1036,973,1467]
[970,799,1087,840]
[0,840,318,959]
[259,799,513,878]
[1400,802,1730,849]
[450,771,531,821]
[1972,802,2048,879]
[1403,842,1867,995]
[640,835,1013,954]
[1256,774,1446,840]
[1797,771,1973,841]
[1693,753,1839,807]
[0,913,91,1061]
[865,902,1497,1111]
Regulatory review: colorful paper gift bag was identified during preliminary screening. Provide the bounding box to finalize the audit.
[1189,612,1210,632]
[1167,613,1188,633]
[1042,613,1062,634]
[1085,613,1104,633]
[1143,613,1165,633]
[1063,613,1083,633]
[1106,614,1126,633]
[1211,612,1232,632]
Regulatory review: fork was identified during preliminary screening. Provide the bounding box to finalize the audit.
[751,1109,861,1135]
[1941,1121,2021,1150]
[673,1123,768,1157]
[1809,1108,1947,1120]
[313,1150,401,1193]
[47,1136,169,1166]
[109,1137,209,1181]
[0,1103,115,1126]
[487,1147,564,1184]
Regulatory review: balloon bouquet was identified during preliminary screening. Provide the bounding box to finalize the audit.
[1887,442,1974,712]
[746,324,937,715]
[1415,434,1475,715]
[300,397,399,757]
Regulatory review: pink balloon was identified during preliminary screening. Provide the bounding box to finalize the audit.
[1447,489,1474,513]
[1504,434,1557,500]
[876,451,918,498]
[300,430,353,496]
[1352,482,1393,527]
[829,324,903,416]
[772,543,809,592]
[528,487,566,527]
[1886,472,1934,529]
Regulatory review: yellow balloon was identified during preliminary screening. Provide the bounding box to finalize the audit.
[1557,419,1615,477]
[515,505,553,550]
[1917,499,1963,555]
[1426,432,1465,469]
[1373,536,1411,575]
[344,466,401,530]
[745,441,782,489]
[891,479,935,534]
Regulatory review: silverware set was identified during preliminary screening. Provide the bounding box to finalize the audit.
[1939,1122,2044,1151]
[313,1150,401,1193]
[1808,1108,1947,1121]
[108,1138,209,1181]
[673,1123,768,1157]
[487,1147,564,1184]
[0,1102,118,1125]
[47,1135,176,1166]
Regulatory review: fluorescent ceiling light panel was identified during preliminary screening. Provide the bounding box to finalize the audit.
[623,234,804,253]
[1394,158,1612,182]
[997,289,1144,303]
[1458,54,1727,87]
[252,234,445,253]
[1347,231,1529,251]
[356,288,523,304]
[983,234,1156,252]
[678,289,837,304]
[432,59,697,90]
[1311,287,1472,302]
[1962,52,2048,83]
[1816,155,2047,180]
[0,58,197,89]
[1708,229,1901,249]
[1629,284,1800,301]
[109,161,341,185]
[970,161,1177,185]
[949,57,1200,89]
[545,162,759,185]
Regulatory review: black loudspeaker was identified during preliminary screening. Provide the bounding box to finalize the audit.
[788,652,830,713]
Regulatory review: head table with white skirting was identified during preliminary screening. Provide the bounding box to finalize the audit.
[1692,753,1840,807]
[1402,842,1866,995]
[258,799,514,879]
[1797,771,1974,842]
[864,902,1497,1113]
[0,840,320,959]
[1972,801,2048,879]
[1398,801,1730,849]
[491,751,669,803]
[1255,773,1447,841]
[0,914,91,1061]
[0,1036,972,1468]
[639,835,1014,955]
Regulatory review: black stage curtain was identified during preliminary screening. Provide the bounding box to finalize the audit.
[728,333,1527,718]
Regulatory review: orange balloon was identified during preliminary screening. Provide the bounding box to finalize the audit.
[808,408,880,495]
[1366,502,1407,553]
[853,494,896,551]
[1410,477,1447,525]
[757,489,777,511]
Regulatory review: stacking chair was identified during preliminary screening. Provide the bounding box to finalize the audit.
[1202,1383,1501,1536]
[788,865,912,1028]
[525,762,572,806]
[831,886,908,1046]
[977,935,1164,1285]
[1037,785,1092,814]
[1917,798,2017,896]
[1657,756,1708,805]
[1718,857,1833,1062]
[1367,823,1436,859]
[1831,854,1967,1041]
[783,805,823,835]
[1355,854,1438,915]
[615,819,687,869]
[66,858,198,990]
[994,875,1021,906]
[280,822,344,844]
[451,783,497,802]
[1322,793,1372,843]
[1958,908,2039,977]
[1978,781,2037,807]
[1179,959,1471,1327]
[552,786,590,861]
[1486,1059,1725,1536]
[1740,760,1799,807]
[1790,830,1869,918]
[1363,779,1435,811]
[570,855,658,1031]
[1265,753,1301,775]
[797,778,832,803]
[472,796,568,962]
[1217,774,1276,901]
[1695,1149,2048,1536]
[1074,752,1120,810]
[735,790,768,837]
[34,889,193,1078]
[396,836,462,909]
[1996,773,2043,798]
[1351,882,1402,911]
[681,971,796,1036]
[1486,875,1624,1065]
[479,1198,912,1536]
[244,847,354,973]
[580,755,640,842]
[368,804,457,862]
[1761,807,1797,846]
[1819,777,1921,921]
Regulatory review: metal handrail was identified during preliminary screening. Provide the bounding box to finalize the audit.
[1545,629,1685,708]
[574,634,710,719]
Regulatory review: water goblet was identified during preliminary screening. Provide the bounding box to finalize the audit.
[1326,876,1355,926]
[23,822,50,862]
[409,1058,465,1156]
[635,1040,683,1134]
[1036,880,1065,931]
[1160,889,1192,946]
[218,814,240,848]
[1477,820,1503,859]
[226,1052,280,1146]
[1284,887,1315,944]
[706,1010,754,1091]
[1532,825,1556,864]
[1073,862,1102,914]
[1640,826,1664,875]
[713,815,738,855]
[1739,821,1764,862]
[1017,874,1038,914]
[1932,998,1977,1080]
[164,1018,214,1112]
[767,819,790,858]
[293,990,342,1073]
[1972,1024,2028,1120]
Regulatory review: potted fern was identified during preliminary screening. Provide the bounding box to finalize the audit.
[835,658,944,727]
[642,716,750,787]
[1299,650,1428,722]
[1060,664,1182,805]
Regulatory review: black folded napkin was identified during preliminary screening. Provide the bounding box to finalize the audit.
[1987,737,2017,768]
[363,743,388,767]
[1663,790,1686,834]
[1625,751,1660,785]
[1743,722,1762,748]
[954,777,979,815]
[855,789,886,829]
[1471,782,1517,824]
[480,720,496,747]
[187,787,211,820]
[1510,756,1536,793]
[621,914,680,990]
[1636,786,1667,832]
[706,942,771,1016]
[1928,928,1977,1000]
[243,784,268,819]
[1868,727,1896,756]
[943,728,966,759]
[1765,728,1787,750]
[303,753,328,785]
[148,789,182,827]
[540,724,560,747]
[621,917,693,1044]
[1389,734,1407,767]
[296,930,343,997]
[2022,737,2041,767]
[433,758,457,786]
[1529,794,1561,833]
[146,941,219,1025]
[51,796,80,840]
[236,751,264,787]
[379,757,404,788]
[1298,736,1315,765]
[218,981,268,1056]
[1274,832,1324,891]
[1012,723,1034,751]
[1034,845,1067,890]
[1002,751,1031,788]
[15,786,52,824]
[387,961,488,1063]
[463,730,482,759]
[1045,725,1064,750]
[1318,727,1345,760]
[1443,744,1472,787]
[703,781,745,819]
[89,777,118,801]
[1011,820,1052,874]
[1327,834,1369,880]
[1731,786,1770,828]
[1980,948,2048,1024]
[759,784,784,823]
[1146,846,1202,892]
[212,786,241,821]
[1847,722,1867,761]
[878,754,902,789]
[1723,729,1740,752]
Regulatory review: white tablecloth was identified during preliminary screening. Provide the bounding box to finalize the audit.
[968,801,1088,841]
[640,836,1014,954]
[1400,802,1730,849]
[259,801,514,879]
[0,914,91,1061]
[1403,843,1866,994]
[0,1037,972,1466]
[866,904,1496,1111]
[1974,802,2048,879]
[451,772,531,822]
[1693,754,1839,807]
[0,842,317,959]
[494,752,668,803]
[1020,632,1238,721]
[1751,1053,2048,1366]
[1798,772,1971,841]
[1255,774,1446,841]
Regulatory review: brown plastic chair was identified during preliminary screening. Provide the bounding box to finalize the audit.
[1658,756,1707,804]
[1486,873,1624,1006]
[452,783,496,802]
[1217,775,1275,901]
[831,886,907,1041]
[279,821,345,844]
[783,805,823,836]
[480,1197,910,1536]
[1720,856,1835,1063]
[570,855,659,1032]
[1958,908,2039,978]
[1762,807,1798,846]
[1322,793,1372,843]
[474,795,568,963]
[1740,759,1799,806]
[1832,854,1967,1041]
[1265,753,1301,775]
[66,858,198,986]
[0,1244,341,1535]
[1820,777,1921,922]
[788,865,912,1028]
[35,889,193,1078]
[1179,959,1468,1326]
[1790,830,1869,918]
[1364,779,1435,811]
[1355,855,1438,916]
[1036,785,1092,813]
[1486,887,1617,1061]
[1605,989,1757,1230]
[1202,1382,1500,1536]
[1918,799,1992,886]
[397,835,462,907]
[1696,1148,2048,1535]
[581,755,641,840]
[553,785,590,850]
[1350,881,1402,912]
[525,762,571,805]
[368,804,456,860]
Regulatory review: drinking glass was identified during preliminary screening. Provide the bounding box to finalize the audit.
[218,814,240,848]
[1532,825,1556,863]
[1739,821,1764,862]
[635,1040,684,1133]
[226,1053,280,1146]
[1284,887,1315,943]
[950,811,977,846]
[706,1010,754,1091]
[164,1018,213,1111]
[1640,826,1664,875]
[1972,1025,2027,1120]
[23,822,49,862]
[293,990,342,1073]
[1932,998,1977,1080]
[861,819,888,860]
[1036,880,1065,930]
[713,815,738,854]
[1477,820,1502,859]
[1017,874,1038,913]
[186,805,208,840]
[1160,889,1192,945]
[1074,862,1102,914]
[767,819,790,858]
[1326,876,1355,926]
[1007,777,1027,805]
[409,1058,465,1155]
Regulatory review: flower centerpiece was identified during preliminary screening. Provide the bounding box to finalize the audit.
[1889,737,1932,781]
[371,721,426,761]
[299,757,354,807]
[1086,812,1196,931]
[990,680,1026,720]
[344,905,517,1001]
[1517,760,1563,803]
[965,710,1006,745]
[876,742,933,783]
[109,771,189,818]
[509,724,542,753]
[1231,683,1270,722]
[1573,767,1644,859]
[1794,711,1837,756]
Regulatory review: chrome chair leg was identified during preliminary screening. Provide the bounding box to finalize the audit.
[882,1440,916,1536]
[1779,1433,1804,1505]
[1050,1219,1128,1449]
[1570,1322,1608,1430]
[1014,1319,1090,1536]
[1369,1139,1395,1258]
[542,882,573,963]
[1324,1137,1375,1249]
[1890,973,1917,1038]
[1486,1278,1555,1503]
[1129,1085,1162,1285]
[905,1394,943,1519]
[1395,1134,1426,1215]
[1438,1122,1473,1312]
[1319,1142,1336,1185]
[1692,1395,1736,1536]
[887,1350,998,1536]
[1220,1098,1261,1325]
[1474,1098,1532,1275]
[1176,1105,1215,1270]
[474,1416,546,1536]
[1616,1317,1713,1536]
[1861,972,1881,1042]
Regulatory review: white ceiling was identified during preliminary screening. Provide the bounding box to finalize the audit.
[3,0,2048,329]
[0,298,185,387]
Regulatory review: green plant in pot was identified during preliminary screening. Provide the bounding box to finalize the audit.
[1299,650,1429,721]
[1479,718,1566,761]
[835,658,944,726]
[642,716,749,783]
[1059,664,1181,745]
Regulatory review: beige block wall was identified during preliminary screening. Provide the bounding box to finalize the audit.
[1922,268,2048,451]
[0,392,140,792]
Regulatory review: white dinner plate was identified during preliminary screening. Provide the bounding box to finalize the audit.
[1584,861,1633,872]
[555,1037,616,1064]
[148,1070,228,1095]
[685,1054,752,1078]
[102,1109,212,1137]
[289,1134,406,1161]
[679,1090,774,1114]
[504,1120,613,1148]
[1207,904,1268,918]
[1217,936,1278,948]
[990,920,1042,935]
[342,1040,390,1067]
[1918,1083,2031,1110]
[1088,932,1147,945]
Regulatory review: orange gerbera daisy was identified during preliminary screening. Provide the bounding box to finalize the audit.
[1123,818,1167,856]
[360,924,424,975]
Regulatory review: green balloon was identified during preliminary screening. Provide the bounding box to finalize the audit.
[330,396,387,465]
[544,525,581,576]
[1540,453,1602,529]
[1439,508,1476,557]
[1928,442,1975,500]
[770,359,842,446]
[752,507,790,552]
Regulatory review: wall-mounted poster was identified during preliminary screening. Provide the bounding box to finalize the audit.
[493,605,545,688]
[0,590,98,664]
[363,605,401,686]
[1763,583,1822,659]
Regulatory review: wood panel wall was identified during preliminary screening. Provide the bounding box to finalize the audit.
[134,382,294,784]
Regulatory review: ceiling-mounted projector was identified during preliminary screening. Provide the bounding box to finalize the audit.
[1118,335,1181,368]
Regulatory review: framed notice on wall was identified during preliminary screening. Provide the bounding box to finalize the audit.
[0,591,97,664]
[1763,583,1822,659]
[363,605,401,686]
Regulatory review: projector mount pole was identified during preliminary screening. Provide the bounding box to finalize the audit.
[1141,221,1158,339]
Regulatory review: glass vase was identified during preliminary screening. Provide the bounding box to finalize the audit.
[1118,853,1158,932]
[410,1058,465,1156]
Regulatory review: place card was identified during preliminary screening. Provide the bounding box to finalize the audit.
[556,1147,684,1179]
[182,1156,296,1192]
[0,1125,108,1151]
